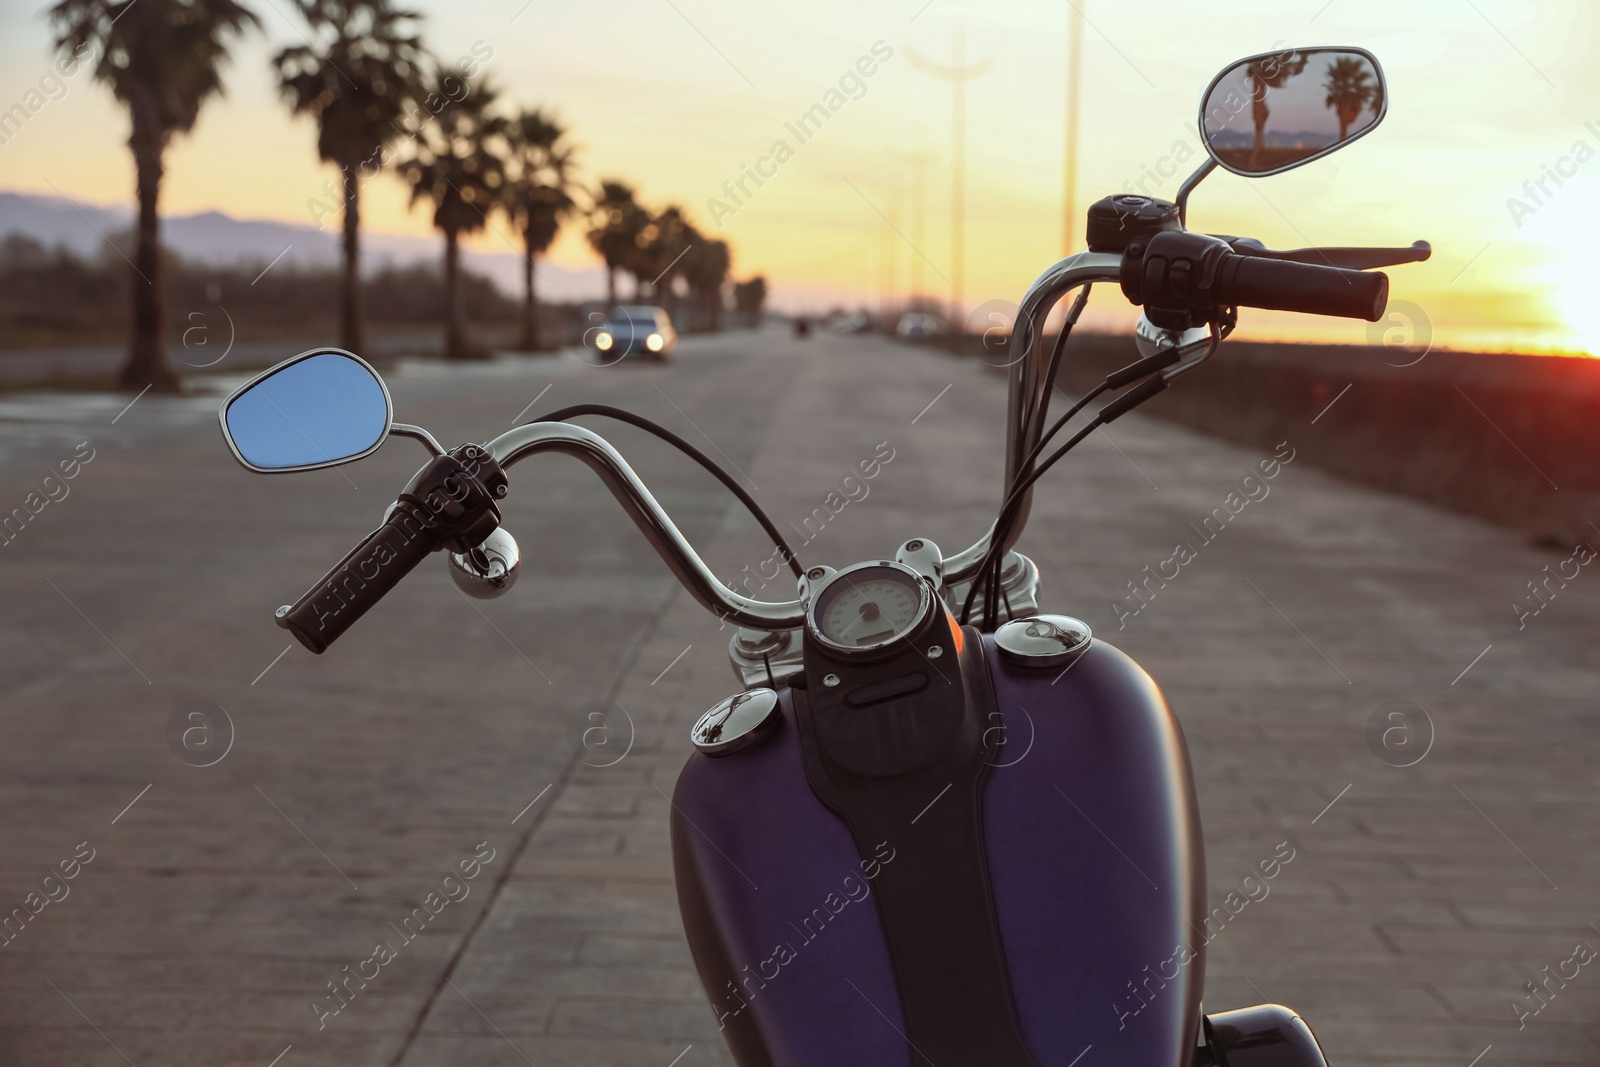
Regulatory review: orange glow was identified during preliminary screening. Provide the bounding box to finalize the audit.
[3,1,1597,354]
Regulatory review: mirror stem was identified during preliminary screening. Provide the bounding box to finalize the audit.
[391,423,446,457]
[1175,158,1217,227]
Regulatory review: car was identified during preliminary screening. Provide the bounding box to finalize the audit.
[895,312,945,340]
[828,310,874,334]
[593,305,677,362]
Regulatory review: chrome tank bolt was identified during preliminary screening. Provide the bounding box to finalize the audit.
[690,689,781,757]
[994,614,1093,668]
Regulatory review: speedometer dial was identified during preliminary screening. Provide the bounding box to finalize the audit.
[809,563,931,653]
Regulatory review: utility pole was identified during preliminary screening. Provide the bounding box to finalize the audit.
[907,22,994,340]
[890,131,936,309]
[1063,3,1085,256]
[880,174,899,323]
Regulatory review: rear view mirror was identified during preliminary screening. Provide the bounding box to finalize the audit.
[1200,46,1386,177]
[221,350,392,472]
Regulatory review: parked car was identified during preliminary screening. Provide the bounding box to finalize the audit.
[828,310,874,334]
[895,312,946,340]
[593,305,677,362]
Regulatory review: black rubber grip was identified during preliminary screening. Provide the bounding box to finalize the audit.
[277,514,435,654]
[1218,255,1389,321]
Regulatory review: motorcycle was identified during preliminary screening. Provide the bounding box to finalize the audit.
[219,46,1429,1067]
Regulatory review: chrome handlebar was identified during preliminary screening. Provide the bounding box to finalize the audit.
[992,250,1125,564]
[483,252,1130,632]
[486,421,808,631]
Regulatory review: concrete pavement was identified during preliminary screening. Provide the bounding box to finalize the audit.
[0,328,1596,1066]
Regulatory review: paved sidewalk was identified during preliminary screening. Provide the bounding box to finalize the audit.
[1,329,1597,1066]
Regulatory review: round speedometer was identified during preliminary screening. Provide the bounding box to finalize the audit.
[808,562,933,654]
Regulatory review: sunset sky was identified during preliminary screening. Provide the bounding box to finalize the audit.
[2,0,1598,353]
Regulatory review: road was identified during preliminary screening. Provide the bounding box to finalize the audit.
[0,327,1596,1067]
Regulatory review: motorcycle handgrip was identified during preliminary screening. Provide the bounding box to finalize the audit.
[276,513,436,654]
[1218,255,1389,322]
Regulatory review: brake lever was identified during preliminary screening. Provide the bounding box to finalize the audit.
[1222,237,1432,270]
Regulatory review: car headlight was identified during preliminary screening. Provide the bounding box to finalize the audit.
[646,333,664,352]
[595,331,613,351]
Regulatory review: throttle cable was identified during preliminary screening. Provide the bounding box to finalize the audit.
[524,404,805,579]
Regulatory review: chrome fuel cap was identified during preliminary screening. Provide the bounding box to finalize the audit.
[994,614,1092,668]
[690,688,780,756]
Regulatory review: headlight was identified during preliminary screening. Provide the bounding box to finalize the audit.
[595,331,613,351]
[646,333,664,352]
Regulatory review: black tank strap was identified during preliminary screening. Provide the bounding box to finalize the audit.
[793,628,1039,1066]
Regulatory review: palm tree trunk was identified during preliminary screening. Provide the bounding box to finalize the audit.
[521,233,538,351]
[444,227,464,360]
[122,103,178,393]
[605,265,617,310]
[340,165,364,354]
[1250,75,1268,172]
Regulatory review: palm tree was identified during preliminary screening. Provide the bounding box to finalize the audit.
[398,73,507,360]
[683,239,730,331]
[733,276,767,328]
[1244,53,1308,171]
[503,109,577,351]
[274,0,425,356]
[50,0,259,392]
[634,205,696,310]
[586,180,647,310]
[1322,57,1378,142]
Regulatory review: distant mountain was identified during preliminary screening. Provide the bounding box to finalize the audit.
[0,191,605,301]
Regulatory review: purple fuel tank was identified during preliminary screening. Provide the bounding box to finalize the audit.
[671,635,1207,1066]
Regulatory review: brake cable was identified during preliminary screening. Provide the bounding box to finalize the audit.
[967,283,1129,627]
[525,404,805,579]
[964,321,1224,628]
[1024,284,1094,460]
[977,285,1096,626]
